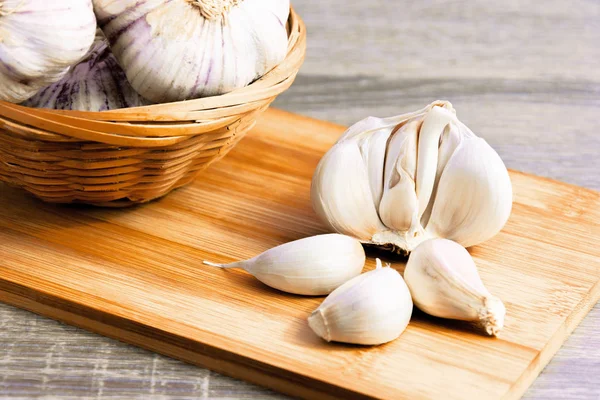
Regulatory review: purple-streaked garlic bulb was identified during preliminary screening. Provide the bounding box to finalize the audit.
[23,33,150,111]
[92,0,290,103]
[0,0,97,103]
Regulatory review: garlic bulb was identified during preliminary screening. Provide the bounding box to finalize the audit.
[311,100,513,253]
[203,234,365,295]
[404,238,506,336]
[23,33,149,111]
[93,0,290,103]
[308,259,413,345]
[0,0,97,103]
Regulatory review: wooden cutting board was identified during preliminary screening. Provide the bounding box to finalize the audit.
[0,108,599,400]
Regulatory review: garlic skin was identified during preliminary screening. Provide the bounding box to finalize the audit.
[311,141,387,242]
[23,33,149,111]
[404,238,506,336]
[308,259,413,345]
[424,135,513,248]
[0,0,97,103]
[311,100,513,253]
[203,234,365,296]
[93,0,290,103]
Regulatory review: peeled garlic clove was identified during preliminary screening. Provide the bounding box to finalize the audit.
[0,0,97,103]
[311,141,387,242]
[425,129,513,248]
[404,238,506,336]
[93,0,289,103]
[203,234,365,296]
[23,33,150,111]
[308,259,413,345]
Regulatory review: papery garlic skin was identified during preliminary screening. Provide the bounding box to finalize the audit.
[308,259,413,345]
[93,0,290,103]
[204,234,365,296]
[0,0,97,103]
[425,127,513,247]
[404,238,505,336]
[311,141,387,242]
[311,100,513,253]
[23,33,149,111]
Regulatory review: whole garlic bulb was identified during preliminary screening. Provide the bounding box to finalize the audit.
[203,234,365,296]
[311,100,513,253]
[23,33,150,111]
[308,259,413,345]
[404,238,506,336]
[0,0,97,103]
[93,0,290,103]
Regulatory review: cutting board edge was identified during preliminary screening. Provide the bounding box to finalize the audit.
[502,278,600,400]
[0,278,378,400]
[2,255,599,400]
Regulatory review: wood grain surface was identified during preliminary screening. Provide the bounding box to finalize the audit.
[0,108,599,399]
[1,0,599,398]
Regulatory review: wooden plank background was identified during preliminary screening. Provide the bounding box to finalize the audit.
[1,0,599,398]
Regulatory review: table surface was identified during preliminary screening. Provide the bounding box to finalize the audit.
[1,0,599,399]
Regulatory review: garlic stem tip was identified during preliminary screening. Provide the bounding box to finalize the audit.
[308,309,331,342]
[203,260,224,267]
[375,258,383,269]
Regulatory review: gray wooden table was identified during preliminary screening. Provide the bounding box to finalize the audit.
[1,0,599,398]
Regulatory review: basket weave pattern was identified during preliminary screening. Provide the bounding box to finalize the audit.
[0,9,305,207]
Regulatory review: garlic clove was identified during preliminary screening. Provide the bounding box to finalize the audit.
[203,234,365,296]
[357,126,394,207]
[308,259,413,345]
[415,105,458,220]
[419,122,464,228]
[311,141,387,242]
[404,238,506,336]
[378,119,419,233]
[425,132,513,248]
[378,166,420,235]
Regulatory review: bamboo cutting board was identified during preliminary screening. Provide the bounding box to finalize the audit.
[0,108,599,400]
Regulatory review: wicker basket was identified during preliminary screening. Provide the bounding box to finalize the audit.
[0,9,305,207]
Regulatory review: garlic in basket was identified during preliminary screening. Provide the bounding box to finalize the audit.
[308,259,413,345]
[404,238,506,336]
[311,100,513,253]
[93,0,290,103]
[0,0,97,103]
[23,33,149,111]
[203,234,365,295]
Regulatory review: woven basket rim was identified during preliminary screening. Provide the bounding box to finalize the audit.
[0,6,306,124]
[0,7,306,205]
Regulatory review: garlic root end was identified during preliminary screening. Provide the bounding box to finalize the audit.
[479,296,506,336]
